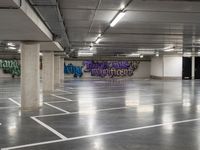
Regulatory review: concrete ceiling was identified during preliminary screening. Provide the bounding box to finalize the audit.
[57,0,200,56]
[0,0,63,52]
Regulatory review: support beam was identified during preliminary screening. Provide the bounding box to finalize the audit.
[60,57,64,82]
[21,42,41,110]
[42,52,54,92]
[54,56,60,86]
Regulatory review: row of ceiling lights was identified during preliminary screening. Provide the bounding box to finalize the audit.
[88,10,127,52]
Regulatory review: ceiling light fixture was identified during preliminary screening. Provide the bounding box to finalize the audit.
[95,38,101,44]
[39,52,43,56]
[8,46,16,50]
[140,55,144,58]
[155,52,159,57]
[7,42,15,47]
[128,53,140,57]
[163,46,174,52]
[78,52,93,57]
[110,11,126,27]
[97,34,101,38]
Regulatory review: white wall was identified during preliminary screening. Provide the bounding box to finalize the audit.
[65,60,151,79]
[151,57,163,77]
[163,56,182,77]
[151,56,182,78]
[0,70,11,78]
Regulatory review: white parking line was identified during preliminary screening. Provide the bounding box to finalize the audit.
[55,89,73,94]
[0,106,20,110]
[2,117,200,150]
[50,94,73,101]
[44,103,70,114]
[31,117,67,140]
[8,98,21,106]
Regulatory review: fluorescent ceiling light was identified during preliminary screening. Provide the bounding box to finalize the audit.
[163,46,174,52]
[164,48,174,52]
[140,55,144,58]
[127,53,140,57]
[97,34,101,38]
[8,46,16,50]
[39,52,43,56]
[95,38,101,44]
[155,53,159,57]
[110,11,126,27]
[78,52,93,57]
[7,42,15,47]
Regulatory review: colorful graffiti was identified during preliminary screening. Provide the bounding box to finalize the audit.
[64,63,83,78]
[83,61,140,78]
[0,59,20,77]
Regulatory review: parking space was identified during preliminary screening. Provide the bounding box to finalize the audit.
[1,79,200,150]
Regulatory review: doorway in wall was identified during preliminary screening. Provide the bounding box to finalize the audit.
[195,57,200,79]
[182,57,192,80]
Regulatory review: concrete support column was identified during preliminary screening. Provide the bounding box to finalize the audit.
[60,57,64,82]
[54,56,61,85]
[42,52,54,92]
[21,43,41,110]
[192,56,195,80]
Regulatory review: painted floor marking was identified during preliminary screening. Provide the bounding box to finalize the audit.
[2,117,200,150]
[35,101,182,118]
[55,89,73,94]
[31,117,67,140]
[50,94,73,101]
[44,103,70,114]
[8,98,21,106]
[0,106,20,110]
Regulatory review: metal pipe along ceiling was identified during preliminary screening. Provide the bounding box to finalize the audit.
[27,0,71,52]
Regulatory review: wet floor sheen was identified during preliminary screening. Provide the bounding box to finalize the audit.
[0,78,200,150]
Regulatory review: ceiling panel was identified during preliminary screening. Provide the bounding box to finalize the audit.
[128,0,200,12]
[58,0,98,9]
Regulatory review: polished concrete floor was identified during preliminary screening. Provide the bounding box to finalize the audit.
[0,78,200,149]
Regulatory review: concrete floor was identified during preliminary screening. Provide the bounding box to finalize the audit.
[0,78,200,150]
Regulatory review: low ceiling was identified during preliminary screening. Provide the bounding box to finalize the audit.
[57,0,200,56]
[0,0,63,54]
[1,0,200,57]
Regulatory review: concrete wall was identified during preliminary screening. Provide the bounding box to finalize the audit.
[0,70,12,78]
[151,56,182,79]
[163,56,182,78]
[64,60,151,79]
[151,57,163,77]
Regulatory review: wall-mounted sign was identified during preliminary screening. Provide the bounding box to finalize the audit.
[64,63,83,78]
[83,61,140,78]
[0,59,20,76]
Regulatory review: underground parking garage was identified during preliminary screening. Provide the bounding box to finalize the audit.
[0,0,200,150]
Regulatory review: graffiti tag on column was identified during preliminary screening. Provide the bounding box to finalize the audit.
[64,63,83,78]
[83,61,140,78]
[0,60,20,76]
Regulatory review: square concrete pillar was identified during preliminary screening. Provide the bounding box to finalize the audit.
[54,56,61,86]
[21,43,41,110]
[42,52,54,92]
[60,57,64,82]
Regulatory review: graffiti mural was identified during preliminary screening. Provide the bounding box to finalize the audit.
[64,63,83,78]
[0,59,20,77]
[83,61,140,78]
